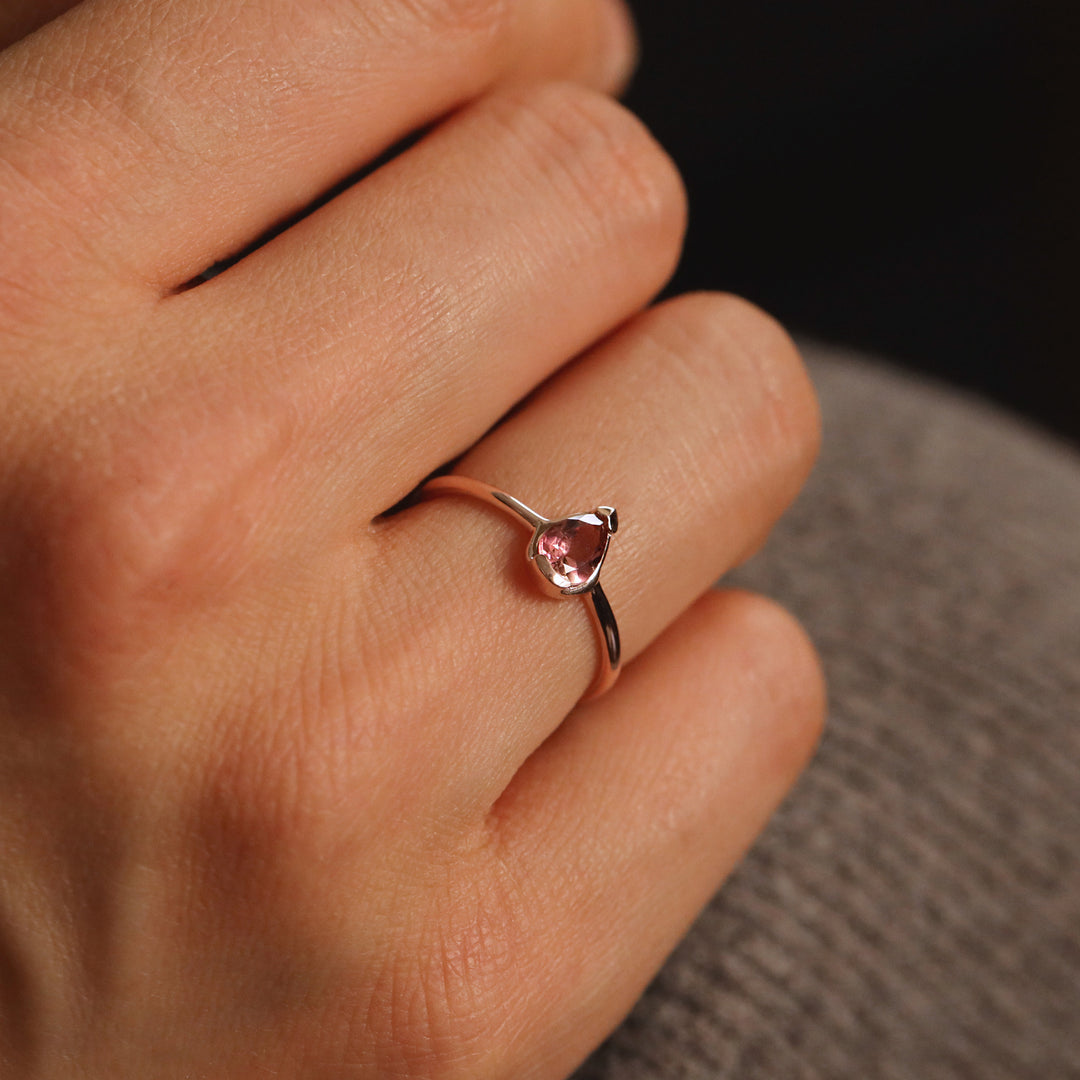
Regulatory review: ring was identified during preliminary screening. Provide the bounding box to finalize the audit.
[420,475,621,698]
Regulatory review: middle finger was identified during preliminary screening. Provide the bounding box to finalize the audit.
[165,82,685,524]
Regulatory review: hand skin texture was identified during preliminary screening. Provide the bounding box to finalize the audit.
[0,0,825,1076]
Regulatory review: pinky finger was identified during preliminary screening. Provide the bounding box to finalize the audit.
[487,588,826,1078]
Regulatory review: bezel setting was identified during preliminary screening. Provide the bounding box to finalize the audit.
[527,506,618,598]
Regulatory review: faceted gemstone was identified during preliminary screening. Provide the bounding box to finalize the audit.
[535,513,608,589]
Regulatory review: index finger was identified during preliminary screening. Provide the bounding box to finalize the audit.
[0,0,636,291]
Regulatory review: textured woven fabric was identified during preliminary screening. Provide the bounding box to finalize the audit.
[574,347,1080,1079]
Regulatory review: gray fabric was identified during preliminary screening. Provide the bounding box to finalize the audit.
[574,346,1080,1079]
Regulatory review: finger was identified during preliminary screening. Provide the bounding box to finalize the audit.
[0,0,78,51]
[0,0,637,291]
[375,291,820,805]
[476,588,826,1078]
[166,82,684,526]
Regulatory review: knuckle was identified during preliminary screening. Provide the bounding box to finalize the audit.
[368,858,527,1079]
[189,716,343,899]
[429,0,511,36]
[0,48,126,222]
[491,81,686,257]
[714,294,821,470]
[381,0,512,45]
[722,589,827,776]
[10,478,183,691]
[2,397,286,694]
[649,292,821,488]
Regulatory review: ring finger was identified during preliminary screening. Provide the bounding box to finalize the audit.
[374,290,821,810]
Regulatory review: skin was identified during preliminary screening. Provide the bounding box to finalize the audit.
[0,0,825,1077]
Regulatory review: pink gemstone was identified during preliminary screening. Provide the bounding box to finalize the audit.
[536,514,608,589]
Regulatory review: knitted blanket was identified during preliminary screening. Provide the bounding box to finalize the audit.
[576,346,1080,1079]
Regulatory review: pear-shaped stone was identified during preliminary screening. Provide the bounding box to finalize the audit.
[535,513,609,589]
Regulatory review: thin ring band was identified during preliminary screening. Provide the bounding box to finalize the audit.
[420,475,622,698]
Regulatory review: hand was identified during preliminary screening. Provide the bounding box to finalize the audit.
[0,0,824,1076]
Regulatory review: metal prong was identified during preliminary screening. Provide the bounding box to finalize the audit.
[598,506,619,534]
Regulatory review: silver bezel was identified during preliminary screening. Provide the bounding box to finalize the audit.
[528,507,617,598]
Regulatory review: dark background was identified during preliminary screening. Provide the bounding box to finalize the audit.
[623,0,1078,444]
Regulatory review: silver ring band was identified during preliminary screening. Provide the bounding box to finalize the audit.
[420,475,621,698]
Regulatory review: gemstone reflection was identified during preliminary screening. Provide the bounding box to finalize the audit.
[535,514,608,589]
